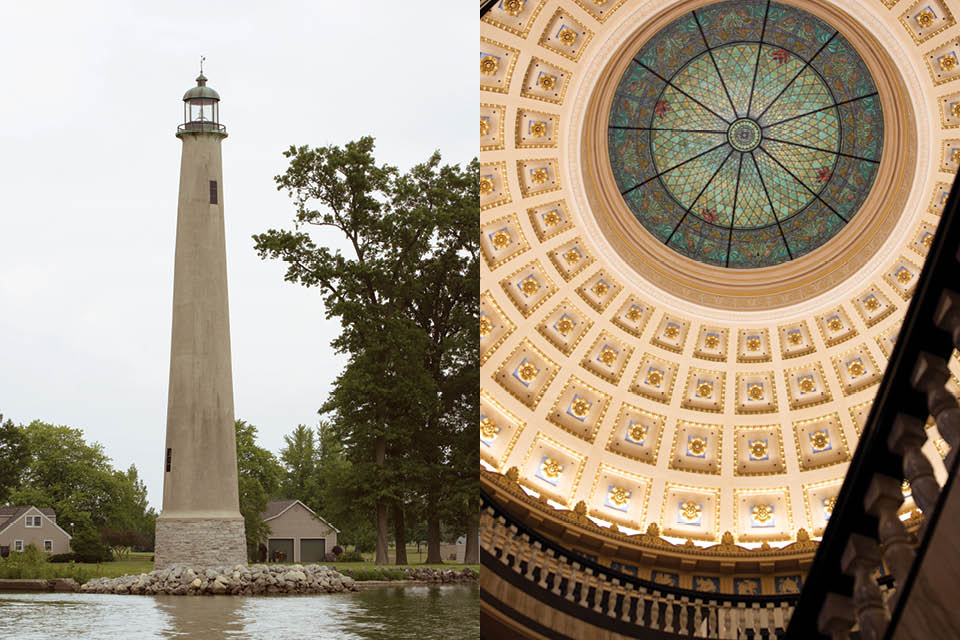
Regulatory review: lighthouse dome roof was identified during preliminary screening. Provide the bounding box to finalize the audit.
[183,73,220,101]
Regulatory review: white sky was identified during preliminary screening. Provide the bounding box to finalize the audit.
[0,1,475,510]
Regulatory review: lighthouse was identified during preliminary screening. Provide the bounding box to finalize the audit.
[154,68,247,569]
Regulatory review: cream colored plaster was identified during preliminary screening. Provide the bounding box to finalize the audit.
[481,0,956,547]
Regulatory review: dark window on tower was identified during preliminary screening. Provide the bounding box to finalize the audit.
[166,448,172,472]
[209,180,218,204]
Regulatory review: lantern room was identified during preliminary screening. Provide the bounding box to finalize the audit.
[177,72,226,136]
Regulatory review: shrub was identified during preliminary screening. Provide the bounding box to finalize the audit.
[331,545,343,557]
[48,553,78,563]
[341,568,408,581]
[70,527,113,563]
[337,549,365,562]
[0,545,48,579]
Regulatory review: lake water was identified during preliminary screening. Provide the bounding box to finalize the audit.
[0,585,479,639]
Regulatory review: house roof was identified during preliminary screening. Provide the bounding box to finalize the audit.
[0,506,55,518]
[261,499,340,533]
[262,500,298,521]
[0,505,71,540]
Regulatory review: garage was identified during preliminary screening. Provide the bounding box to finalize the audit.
[267,538,294,562]
[300,538,326,562]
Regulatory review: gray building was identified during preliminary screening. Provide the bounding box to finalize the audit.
[0,506,71,557]
[262,500,339,563]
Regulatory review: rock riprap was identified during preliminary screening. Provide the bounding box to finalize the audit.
[79,564,357,596]
[388,567,478,583]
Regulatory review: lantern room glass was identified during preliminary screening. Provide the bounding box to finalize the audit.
[186,99,218,125]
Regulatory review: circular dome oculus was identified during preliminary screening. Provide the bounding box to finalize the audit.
[608,0,883,269]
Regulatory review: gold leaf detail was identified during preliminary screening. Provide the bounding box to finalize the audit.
[480,55,499,76]
[688,436,707,455]
[479,315,493,338]
[517,360,538,382]
[537,73,557,91]
[570,396,591,418]
[558,28,577,46]
[479,176,495,195]
[529,120,547,138]
[541,457,563,478]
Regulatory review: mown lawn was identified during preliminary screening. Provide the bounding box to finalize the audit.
[0,551,153,584]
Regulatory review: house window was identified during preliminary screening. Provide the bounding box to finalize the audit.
[166,448,172,472]
[14,540,23,552]
[44,540,52,552]
[209,180,218,204]
[25,515,41,528]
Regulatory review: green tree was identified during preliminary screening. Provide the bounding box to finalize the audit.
[254,138,478,564]
[235,420,283,551]
[278,424,320,509]
[0,414,29,505]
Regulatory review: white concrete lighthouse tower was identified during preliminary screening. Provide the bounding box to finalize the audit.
[154,69,247,569]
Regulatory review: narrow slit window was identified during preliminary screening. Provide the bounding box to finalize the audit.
[209,180,218,204]
[166,448,172,472]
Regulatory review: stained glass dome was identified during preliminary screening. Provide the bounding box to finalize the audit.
[608,0,883,269]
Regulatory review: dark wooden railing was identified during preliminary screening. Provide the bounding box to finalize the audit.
[785,176,960,638]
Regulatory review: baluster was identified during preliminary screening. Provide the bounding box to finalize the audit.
[592,575,604,613]
[864,473,915,605]
[512,532,527,574]
[498,524,514,566]
[748,602,759,635]
[735,603,746,639]
[692,599,703,638]
[934,289,960,349]
[490,519,507,560]
[888,413,941,514]
[636,588,649,627]
[912,352,960,465]
[752,602,765,636]
[551,555,565,596]
[817,592,855,640]
[564,561,577,601]
[663,594,675,633]
[679,596,689,635]
[479,510,494,551]
[621,585,633,622]
[535,548,549,588]
[841,534,889,640]
[525,541,539,581]
[606,579,620,618]
[649,593,660,629]
[773,602,786,635]
[764,602,775,636]
[577,567,591,608]
[709,601,719,639]
[718,604,731,640]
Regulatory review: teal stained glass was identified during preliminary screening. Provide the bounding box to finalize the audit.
[608,0,883,268]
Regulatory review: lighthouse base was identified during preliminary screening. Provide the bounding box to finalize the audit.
[154,515,247,569]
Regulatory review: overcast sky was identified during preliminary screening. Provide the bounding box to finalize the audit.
[0,1,474,510]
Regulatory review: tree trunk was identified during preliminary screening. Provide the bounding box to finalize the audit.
[463,509,479,564]
[425,483,443,563]
[393,501,408,565]
[374,435,389,565]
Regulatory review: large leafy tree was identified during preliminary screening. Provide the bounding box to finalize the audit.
[254,137,478,564]
[235,420,284,551]
[278,424,320,509]
[3,419,156,551]
[0,414,29,504]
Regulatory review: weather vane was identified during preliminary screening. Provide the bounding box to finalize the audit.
[200,55,205,74]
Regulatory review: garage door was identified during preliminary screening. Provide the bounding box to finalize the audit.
[300,538,326,563]
[268,538,294,562]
